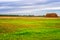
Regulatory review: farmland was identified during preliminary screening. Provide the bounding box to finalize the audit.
[0,17,60,40]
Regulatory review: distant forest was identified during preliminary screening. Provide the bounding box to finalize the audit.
[0,15,45,17]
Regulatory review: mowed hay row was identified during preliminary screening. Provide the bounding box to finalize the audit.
[0,23,40,33]
[0,16,60,19]
[0,23,19,33]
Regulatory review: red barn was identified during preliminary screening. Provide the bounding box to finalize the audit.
[46,13,58,17]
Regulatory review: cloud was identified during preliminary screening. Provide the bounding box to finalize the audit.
[0,1,60,11]
[0,0,49,6]
[0,0,60,15]
[42,7,60,10]
[0,0,19,2]
[18,0,49,3]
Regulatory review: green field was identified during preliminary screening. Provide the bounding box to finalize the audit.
[0,17,60,40]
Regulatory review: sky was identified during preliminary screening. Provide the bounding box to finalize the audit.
[0,0,60,16]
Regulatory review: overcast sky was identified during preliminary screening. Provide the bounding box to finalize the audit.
[0,0,60,15]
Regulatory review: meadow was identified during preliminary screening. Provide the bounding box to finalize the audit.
[0,17,60,40]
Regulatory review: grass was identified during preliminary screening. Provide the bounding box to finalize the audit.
[0,17,60,40]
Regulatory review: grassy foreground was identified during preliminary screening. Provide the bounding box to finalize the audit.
[0,17,60,40]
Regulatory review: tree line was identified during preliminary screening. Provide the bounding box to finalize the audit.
[0,15,45,17]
